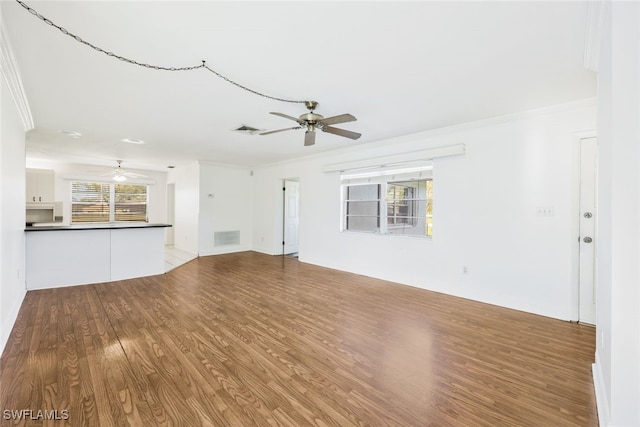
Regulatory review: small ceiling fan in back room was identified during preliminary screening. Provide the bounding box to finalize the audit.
[92,160,148,182]
[260,101,361,146]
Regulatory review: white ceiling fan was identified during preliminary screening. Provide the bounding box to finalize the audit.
[95,160,147,182]
[260,101,361,146]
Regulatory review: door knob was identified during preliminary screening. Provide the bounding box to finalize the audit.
[583,236,593,243]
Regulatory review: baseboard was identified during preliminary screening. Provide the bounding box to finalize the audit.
[0,288,27,358]
[199,246,252,257]
[251,246,280,256]
[592,352,610,427]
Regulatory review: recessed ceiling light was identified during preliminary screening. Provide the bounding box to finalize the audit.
[61,130,82,138]
[121,138,145,145]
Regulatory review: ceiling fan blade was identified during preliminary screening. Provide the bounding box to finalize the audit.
[304,130,316,146]
[123,172,148,178]
[319,114,357,126]
[97,171,116,176]
[322,126,362,140]
[269,112,300,122]
[260,126,302,136]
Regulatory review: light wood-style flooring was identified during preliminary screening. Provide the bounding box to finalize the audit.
[1,251,597,426]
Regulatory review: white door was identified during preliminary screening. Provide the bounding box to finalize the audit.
[579,137,597,324]
[283,180,300,255]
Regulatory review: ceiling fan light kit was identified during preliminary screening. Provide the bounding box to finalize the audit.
[261,101,361,146]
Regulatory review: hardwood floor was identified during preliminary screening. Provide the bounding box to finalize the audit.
[1,251,597,426]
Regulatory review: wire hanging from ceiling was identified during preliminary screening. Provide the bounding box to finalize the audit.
[14,0,307,104]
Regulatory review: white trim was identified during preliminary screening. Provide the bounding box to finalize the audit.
[593,353,610,427]
[323,145,463,173]
[584,1,608,72]
[0,19,34,131]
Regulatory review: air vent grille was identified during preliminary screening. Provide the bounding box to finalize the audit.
[214,230,241,246]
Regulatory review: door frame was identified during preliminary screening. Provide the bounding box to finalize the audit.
[572,130,598,323]
[281,178,300,256]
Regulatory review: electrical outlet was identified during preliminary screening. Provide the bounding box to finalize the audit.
[462,265,469,274]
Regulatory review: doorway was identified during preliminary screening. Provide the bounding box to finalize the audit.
[282,179,300,256]
[166,183,175,246]
[578,137,597,325]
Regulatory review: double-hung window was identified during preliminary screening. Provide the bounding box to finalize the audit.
[71,181,148,223]
[342,163,433,237]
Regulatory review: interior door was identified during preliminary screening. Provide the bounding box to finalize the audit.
[579,137,597,325]
[283,180,300,255]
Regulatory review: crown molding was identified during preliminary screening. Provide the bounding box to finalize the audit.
[1,18,34,131]
[584,1,608,72]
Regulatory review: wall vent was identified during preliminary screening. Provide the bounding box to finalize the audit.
[214,230,241,247]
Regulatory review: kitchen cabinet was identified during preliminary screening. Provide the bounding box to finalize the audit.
[26,168,54,203]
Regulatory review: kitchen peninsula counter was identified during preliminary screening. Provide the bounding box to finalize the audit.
[25,222,171,231]
[25,223,171,289]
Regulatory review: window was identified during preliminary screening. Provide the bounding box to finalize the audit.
[386,180,433,236]
[72,182,148,223]
[342,165,433,237]
[345,184,380,232]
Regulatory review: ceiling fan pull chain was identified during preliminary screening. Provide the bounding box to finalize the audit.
[15,0,308,104]
[200,62,304,104]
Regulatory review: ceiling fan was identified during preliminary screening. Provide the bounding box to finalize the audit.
[260,101,361,146]
[95,160,147,182]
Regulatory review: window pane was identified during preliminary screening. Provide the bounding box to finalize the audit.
[71,182,110,223]
[115,184,148,221]
[387,181,429,236]
[71,182,148,223]
[346,184,379,201]
[345,184,380,232]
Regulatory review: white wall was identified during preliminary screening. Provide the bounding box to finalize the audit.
[198,162,252,256]
[252,101,596,321]
[592,2,640,426]
[0,35,28,354]
[24,160,168,226]
[171,161,200,254]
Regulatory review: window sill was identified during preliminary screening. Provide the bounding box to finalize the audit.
[341,230,432,239]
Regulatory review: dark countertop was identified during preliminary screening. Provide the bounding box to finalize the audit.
[25,223,172,232]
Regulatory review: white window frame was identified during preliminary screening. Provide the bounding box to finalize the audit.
[341,163,433,237]
[71,181,149,224]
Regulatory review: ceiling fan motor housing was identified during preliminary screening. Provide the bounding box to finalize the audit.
[299,112,324,124]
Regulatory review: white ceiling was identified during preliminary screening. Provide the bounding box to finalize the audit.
[3,1,596,171]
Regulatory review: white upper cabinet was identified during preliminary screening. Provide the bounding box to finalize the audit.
[26,169,55,203]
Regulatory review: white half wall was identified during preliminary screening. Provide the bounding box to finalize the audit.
[252,101,596,321]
